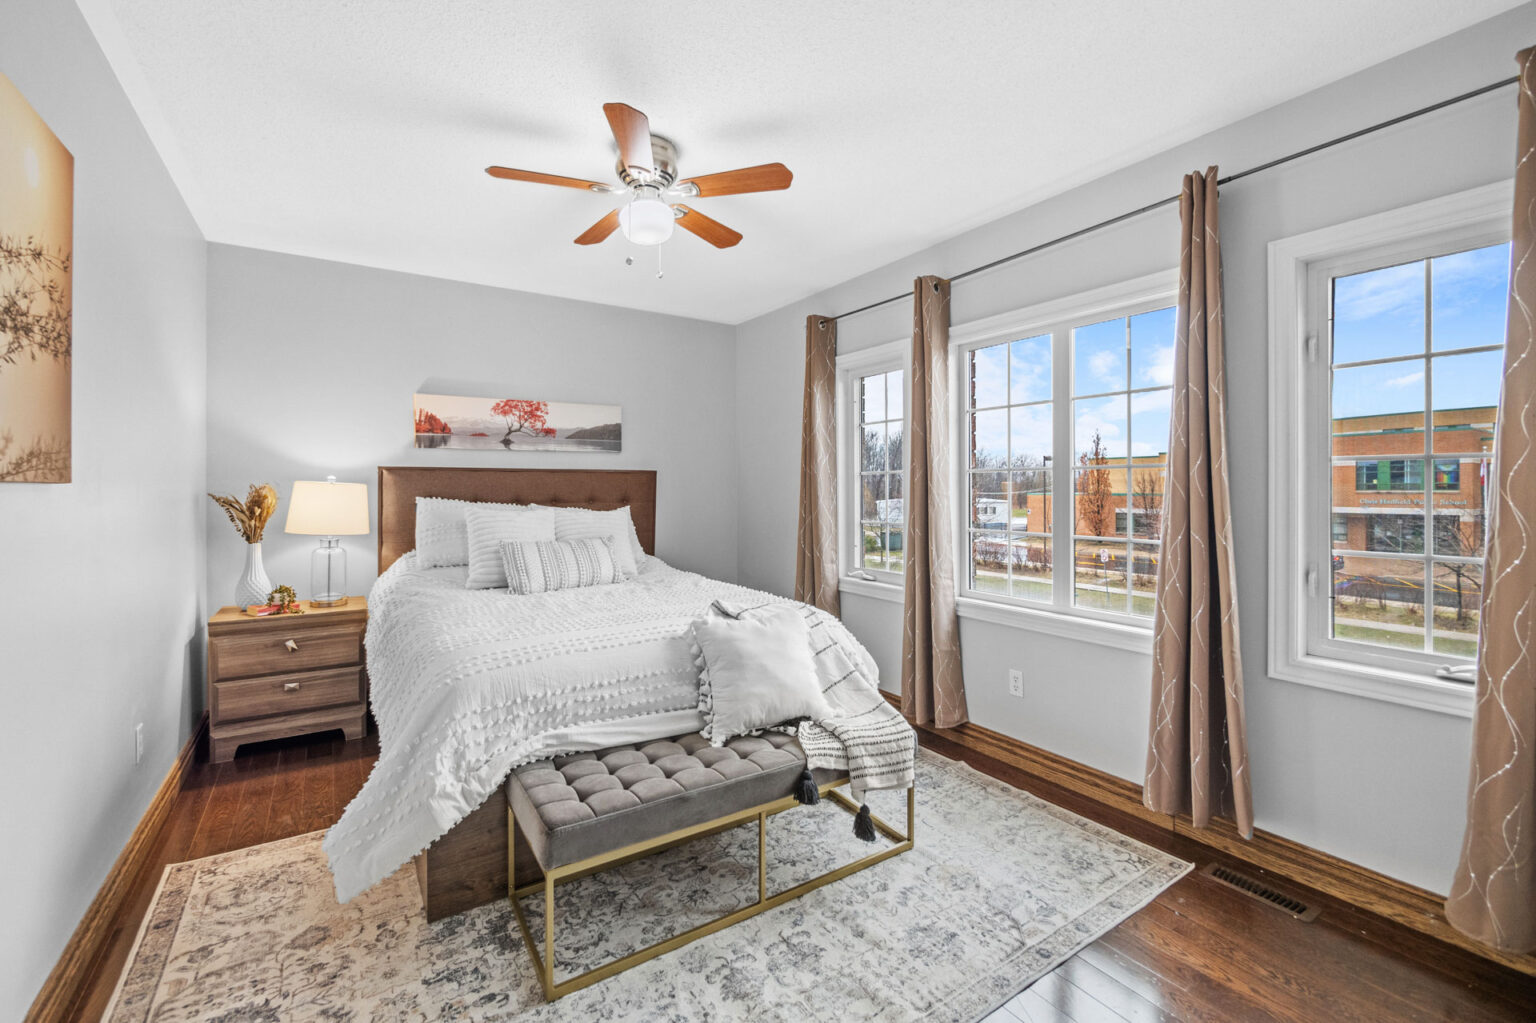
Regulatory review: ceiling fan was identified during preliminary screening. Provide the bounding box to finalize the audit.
[485,102,792,250]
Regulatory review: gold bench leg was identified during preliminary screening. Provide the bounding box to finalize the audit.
[757,810,767,904]
[509,782,916,1002]
[543,871,555,996]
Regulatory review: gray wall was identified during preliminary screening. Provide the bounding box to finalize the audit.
[205,245,740,604]
[0,1,208,1016]
[735,6,1536,894]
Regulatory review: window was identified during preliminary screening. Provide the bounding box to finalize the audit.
[857,368,905,575]
[837,343,908,587]
[964,332,1053,602]
[1352,458,1461,492]
[1332,514,1349,546]
[1270,181,1510,713]
[1328,243,1504,662]
[956,271,1177,629]
[1070,308,1174,615]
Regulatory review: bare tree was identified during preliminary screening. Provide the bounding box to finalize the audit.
[861,428,885,473]
[1433,514,1485,625]
[1132,469,1162,539]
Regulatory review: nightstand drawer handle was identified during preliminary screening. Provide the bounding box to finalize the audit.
[283,682,301,692]
[284,639,299,652]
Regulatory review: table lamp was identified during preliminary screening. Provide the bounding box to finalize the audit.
[284,476,370,607]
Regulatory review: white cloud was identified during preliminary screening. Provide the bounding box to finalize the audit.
[1087,349,1121,386]
[1138,344,1175,387]
[1383,369,1424,389]
[1335,262,1421,322]
[1074,400,1125,459]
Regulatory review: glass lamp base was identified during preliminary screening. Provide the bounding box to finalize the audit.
[311,538,348,607]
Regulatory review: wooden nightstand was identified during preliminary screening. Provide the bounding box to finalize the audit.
[206,598,369,763]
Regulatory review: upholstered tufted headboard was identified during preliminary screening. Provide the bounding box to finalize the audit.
[376,466,658,574]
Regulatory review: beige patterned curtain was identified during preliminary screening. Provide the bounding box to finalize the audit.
[795,314,840,616]
[901,277,968,728]
[1143,168,1253,836]
[1446,47,1536,953]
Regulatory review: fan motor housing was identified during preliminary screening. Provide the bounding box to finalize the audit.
[616,135,679,189]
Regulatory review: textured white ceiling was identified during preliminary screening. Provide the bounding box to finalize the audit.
[80,0,1521,324]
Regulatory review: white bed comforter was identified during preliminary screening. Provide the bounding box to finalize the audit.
[323,553,884,903]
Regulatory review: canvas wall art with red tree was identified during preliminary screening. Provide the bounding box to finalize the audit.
[412,392,621,452]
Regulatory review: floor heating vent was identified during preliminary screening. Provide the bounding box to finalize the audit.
[1202,863,1321,921]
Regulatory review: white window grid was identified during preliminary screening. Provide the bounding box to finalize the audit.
[1268,180,1512,716]
[837,340,909,586]
[949,271,1179,629]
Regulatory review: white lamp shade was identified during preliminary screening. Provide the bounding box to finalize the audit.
[284,480,370,536]
[618,197,675,245]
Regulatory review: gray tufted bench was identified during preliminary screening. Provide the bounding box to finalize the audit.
[505,729,915,1001]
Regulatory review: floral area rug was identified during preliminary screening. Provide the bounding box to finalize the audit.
[105,749,1190,1022]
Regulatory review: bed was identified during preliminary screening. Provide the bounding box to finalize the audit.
[327,465,907,921]
[372,466,661,920]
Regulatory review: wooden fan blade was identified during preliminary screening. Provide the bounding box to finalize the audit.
[574,209,621,245]
[677,163,793,197]
[603,102,655,177]
[672,204,742,248]
[486,166,610,191]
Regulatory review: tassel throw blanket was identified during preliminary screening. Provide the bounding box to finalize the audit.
[710,597,917,840]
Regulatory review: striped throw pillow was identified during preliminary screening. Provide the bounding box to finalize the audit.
[464,505,557,589]
[500,537,625,595]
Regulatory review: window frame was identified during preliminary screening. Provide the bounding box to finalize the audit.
[1268,179,1512,717]
[837,339,910,591]
[948,270,1177,648]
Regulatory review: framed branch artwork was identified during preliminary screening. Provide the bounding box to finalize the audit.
[0,71,73,484]
[413,392,621,452]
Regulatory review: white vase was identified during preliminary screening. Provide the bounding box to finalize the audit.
[235,541,273,610]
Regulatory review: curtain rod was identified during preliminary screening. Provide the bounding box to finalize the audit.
[821,73,1521,326]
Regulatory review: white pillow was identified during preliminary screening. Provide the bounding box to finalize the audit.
[501,537,624,594]
[692,607,831,746]
[464,505,556,588]
[549,506,643,578]
[414,497,491,568]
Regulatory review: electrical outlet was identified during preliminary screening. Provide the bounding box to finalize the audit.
[1008,668,1024,698]
[135,723,144,764]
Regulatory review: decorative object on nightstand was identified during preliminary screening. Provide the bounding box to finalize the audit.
[207,597,368,762]
[208,483,279,609]
[244,584,304,617]
[284,476,370,607]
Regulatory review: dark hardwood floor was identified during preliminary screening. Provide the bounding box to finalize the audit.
[65,727,1536,1022]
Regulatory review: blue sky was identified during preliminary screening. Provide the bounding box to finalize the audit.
[970,308,1178,465]
[1072,307,1174,459]
[1332,242,1508,420]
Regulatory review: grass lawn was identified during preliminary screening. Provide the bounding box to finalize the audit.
[1331,623,1477,658]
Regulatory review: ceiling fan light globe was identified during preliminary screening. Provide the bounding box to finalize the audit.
[619,197,675,245]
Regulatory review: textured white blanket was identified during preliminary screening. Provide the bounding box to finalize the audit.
[323,554,908,903]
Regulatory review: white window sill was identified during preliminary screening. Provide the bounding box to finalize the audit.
[839,575,904,603]
[1269,650,1475,718]
[955,596,1153,654]
[838,579,1156,653]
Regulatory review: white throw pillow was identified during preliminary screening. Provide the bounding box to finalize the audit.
[501,537,624,594]
[464,505,556,588]
[549,505,642,578]
[692,607,831,746]
[414,496,494,568]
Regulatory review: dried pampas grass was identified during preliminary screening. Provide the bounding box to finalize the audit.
[209,483,279,543]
